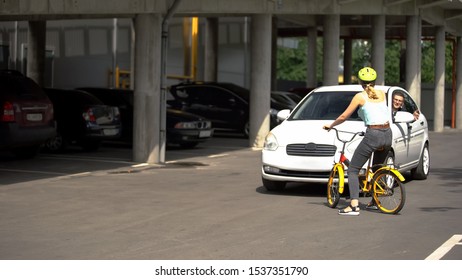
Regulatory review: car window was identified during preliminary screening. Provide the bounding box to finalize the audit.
[394,90,419,115]
[289,91,360,121]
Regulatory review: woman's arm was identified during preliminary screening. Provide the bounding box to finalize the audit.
[324,93,363,130]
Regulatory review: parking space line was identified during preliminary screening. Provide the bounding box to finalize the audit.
[425,234,462,260]
[0,168,67,176]
[40,155,134,164]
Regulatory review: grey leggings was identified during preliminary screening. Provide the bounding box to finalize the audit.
[348,127,392,200]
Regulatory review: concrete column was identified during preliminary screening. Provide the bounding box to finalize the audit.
[343,38,352,84]
[405,16,420,103]
[372,15,386,85]
[433,26,446,132]
[249,14,272,148]
[204,17,218,82]
[457,37,462,129]
[323,14,340,86]
[26,21,46,86]
[133,14,162,163]
[271,16,278,90]
[306,26,317,88]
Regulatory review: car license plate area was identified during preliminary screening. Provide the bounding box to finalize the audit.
[26,113,43,122]
[199,130,211,138]
[103,128,118,136]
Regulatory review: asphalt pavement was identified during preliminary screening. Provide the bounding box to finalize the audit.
[1,130,462,260]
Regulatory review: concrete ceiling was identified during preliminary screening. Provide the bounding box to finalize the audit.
[1,0,461,37]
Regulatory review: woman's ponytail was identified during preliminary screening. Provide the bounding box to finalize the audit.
[365,84,378,99]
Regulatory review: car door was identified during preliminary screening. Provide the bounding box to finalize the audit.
[389,88,425,168]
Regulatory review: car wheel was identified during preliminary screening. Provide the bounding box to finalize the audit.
[243,121,249,138]
[384,151,395,168]
[411,143,430,180]
[262,177,286,191]
[45,132,67,152]
[12,145,40,159]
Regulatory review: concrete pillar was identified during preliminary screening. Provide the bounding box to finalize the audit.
[133,14,162,163]
[271,16,278,90]
[323,15,340,86]
[343,38,352,84]
[405,16,420,103]
[204,17,218,82]
[372,15,386,85]
[306,26,317,88]
[433,26,446,132]
[26,21,46,86]
[457,37,462,129]
[249,14,272,148]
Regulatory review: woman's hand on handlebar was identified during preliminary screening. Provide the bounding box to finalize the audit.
[323,125,332,131]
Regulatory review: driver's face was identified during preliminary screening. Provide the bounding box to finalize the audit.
[392,95,404,110]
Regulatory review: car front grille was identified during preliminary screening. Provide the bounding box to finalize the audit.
[286,143,336,157]
[266,168,332,179]
[195,121,211,129]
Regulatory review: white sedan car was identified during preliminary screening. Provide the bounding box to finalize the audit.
[261,85,430,191]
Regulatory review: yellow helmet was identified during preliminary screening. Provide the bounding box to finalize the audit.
[358,67,377,83]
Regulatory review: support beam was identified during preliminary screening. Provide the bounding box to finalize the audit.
[405,16,420,104]
[433,25,446,132]
[372,15,386,85]
[323,14,340,86]
[133,13,162,163]
[306,26,317,88]
[204,17,218,82]
[249,14,272,148]
[456,37,462,129]
[26,21,46,86]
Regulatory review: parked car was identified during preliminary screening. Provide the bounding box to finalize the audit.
[77,88,213,148]
[0,70,56,158]
[43,88,122,152]
[271,91,302,109]
[261,85,430,191]
[168,82,293,137]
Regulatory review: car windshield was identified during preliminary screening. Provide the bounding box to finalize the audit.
[289,91,361,121]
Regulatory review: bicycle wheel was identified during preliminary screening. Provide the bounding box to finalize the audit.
[372,170,405,214]
[327,165,342,208]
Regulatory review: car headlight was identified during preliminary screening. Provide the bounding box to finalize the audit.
[174,122,196,129]
[269,108,279,116]
[263,132,279,151]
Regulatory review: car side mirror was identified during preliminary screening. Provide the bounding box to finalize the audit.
[277,109,291,121]
[393,111,415,123]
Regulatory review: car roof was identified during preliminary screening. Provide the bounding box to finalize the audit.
[313,84,392,93]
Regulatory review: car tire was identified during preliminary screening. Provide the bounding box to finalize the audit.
[243,121,249,138]
[411,143,430,180]
[45,132,67,152]
[262,177,286,191]
[384,151,395,168]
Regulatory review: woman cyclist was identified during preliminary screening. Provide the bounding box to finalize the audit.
[323,67,392,216]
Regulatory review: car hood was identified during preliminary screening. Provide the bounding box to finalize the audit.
[167,108,207,121]
[270,119,366,149]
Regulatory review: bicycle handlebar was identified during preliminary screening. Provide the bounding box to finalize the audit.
[323,126,364,143]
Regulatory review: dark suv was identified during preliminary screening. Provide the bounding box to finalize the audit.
[0,70,56,158]
[168,82,291,137]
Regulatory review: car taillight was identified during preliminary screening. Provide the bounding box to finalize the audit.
[1,102,15,122]
[82,108,96,122]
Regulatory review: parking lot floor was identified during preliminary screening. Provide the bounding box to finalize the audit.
[1,130,462,260]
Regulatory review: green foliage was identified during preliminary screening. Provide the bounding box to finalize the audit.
[276,37,454,85]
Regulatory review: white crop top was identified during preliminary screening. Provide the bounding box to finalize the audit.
[358,92,389,125]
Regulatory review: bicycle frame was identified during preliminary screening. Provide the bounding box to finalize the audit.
[326,127,407,214]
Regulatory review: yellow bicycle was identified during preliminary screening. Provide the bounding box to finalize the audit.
[325,127,406,214]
